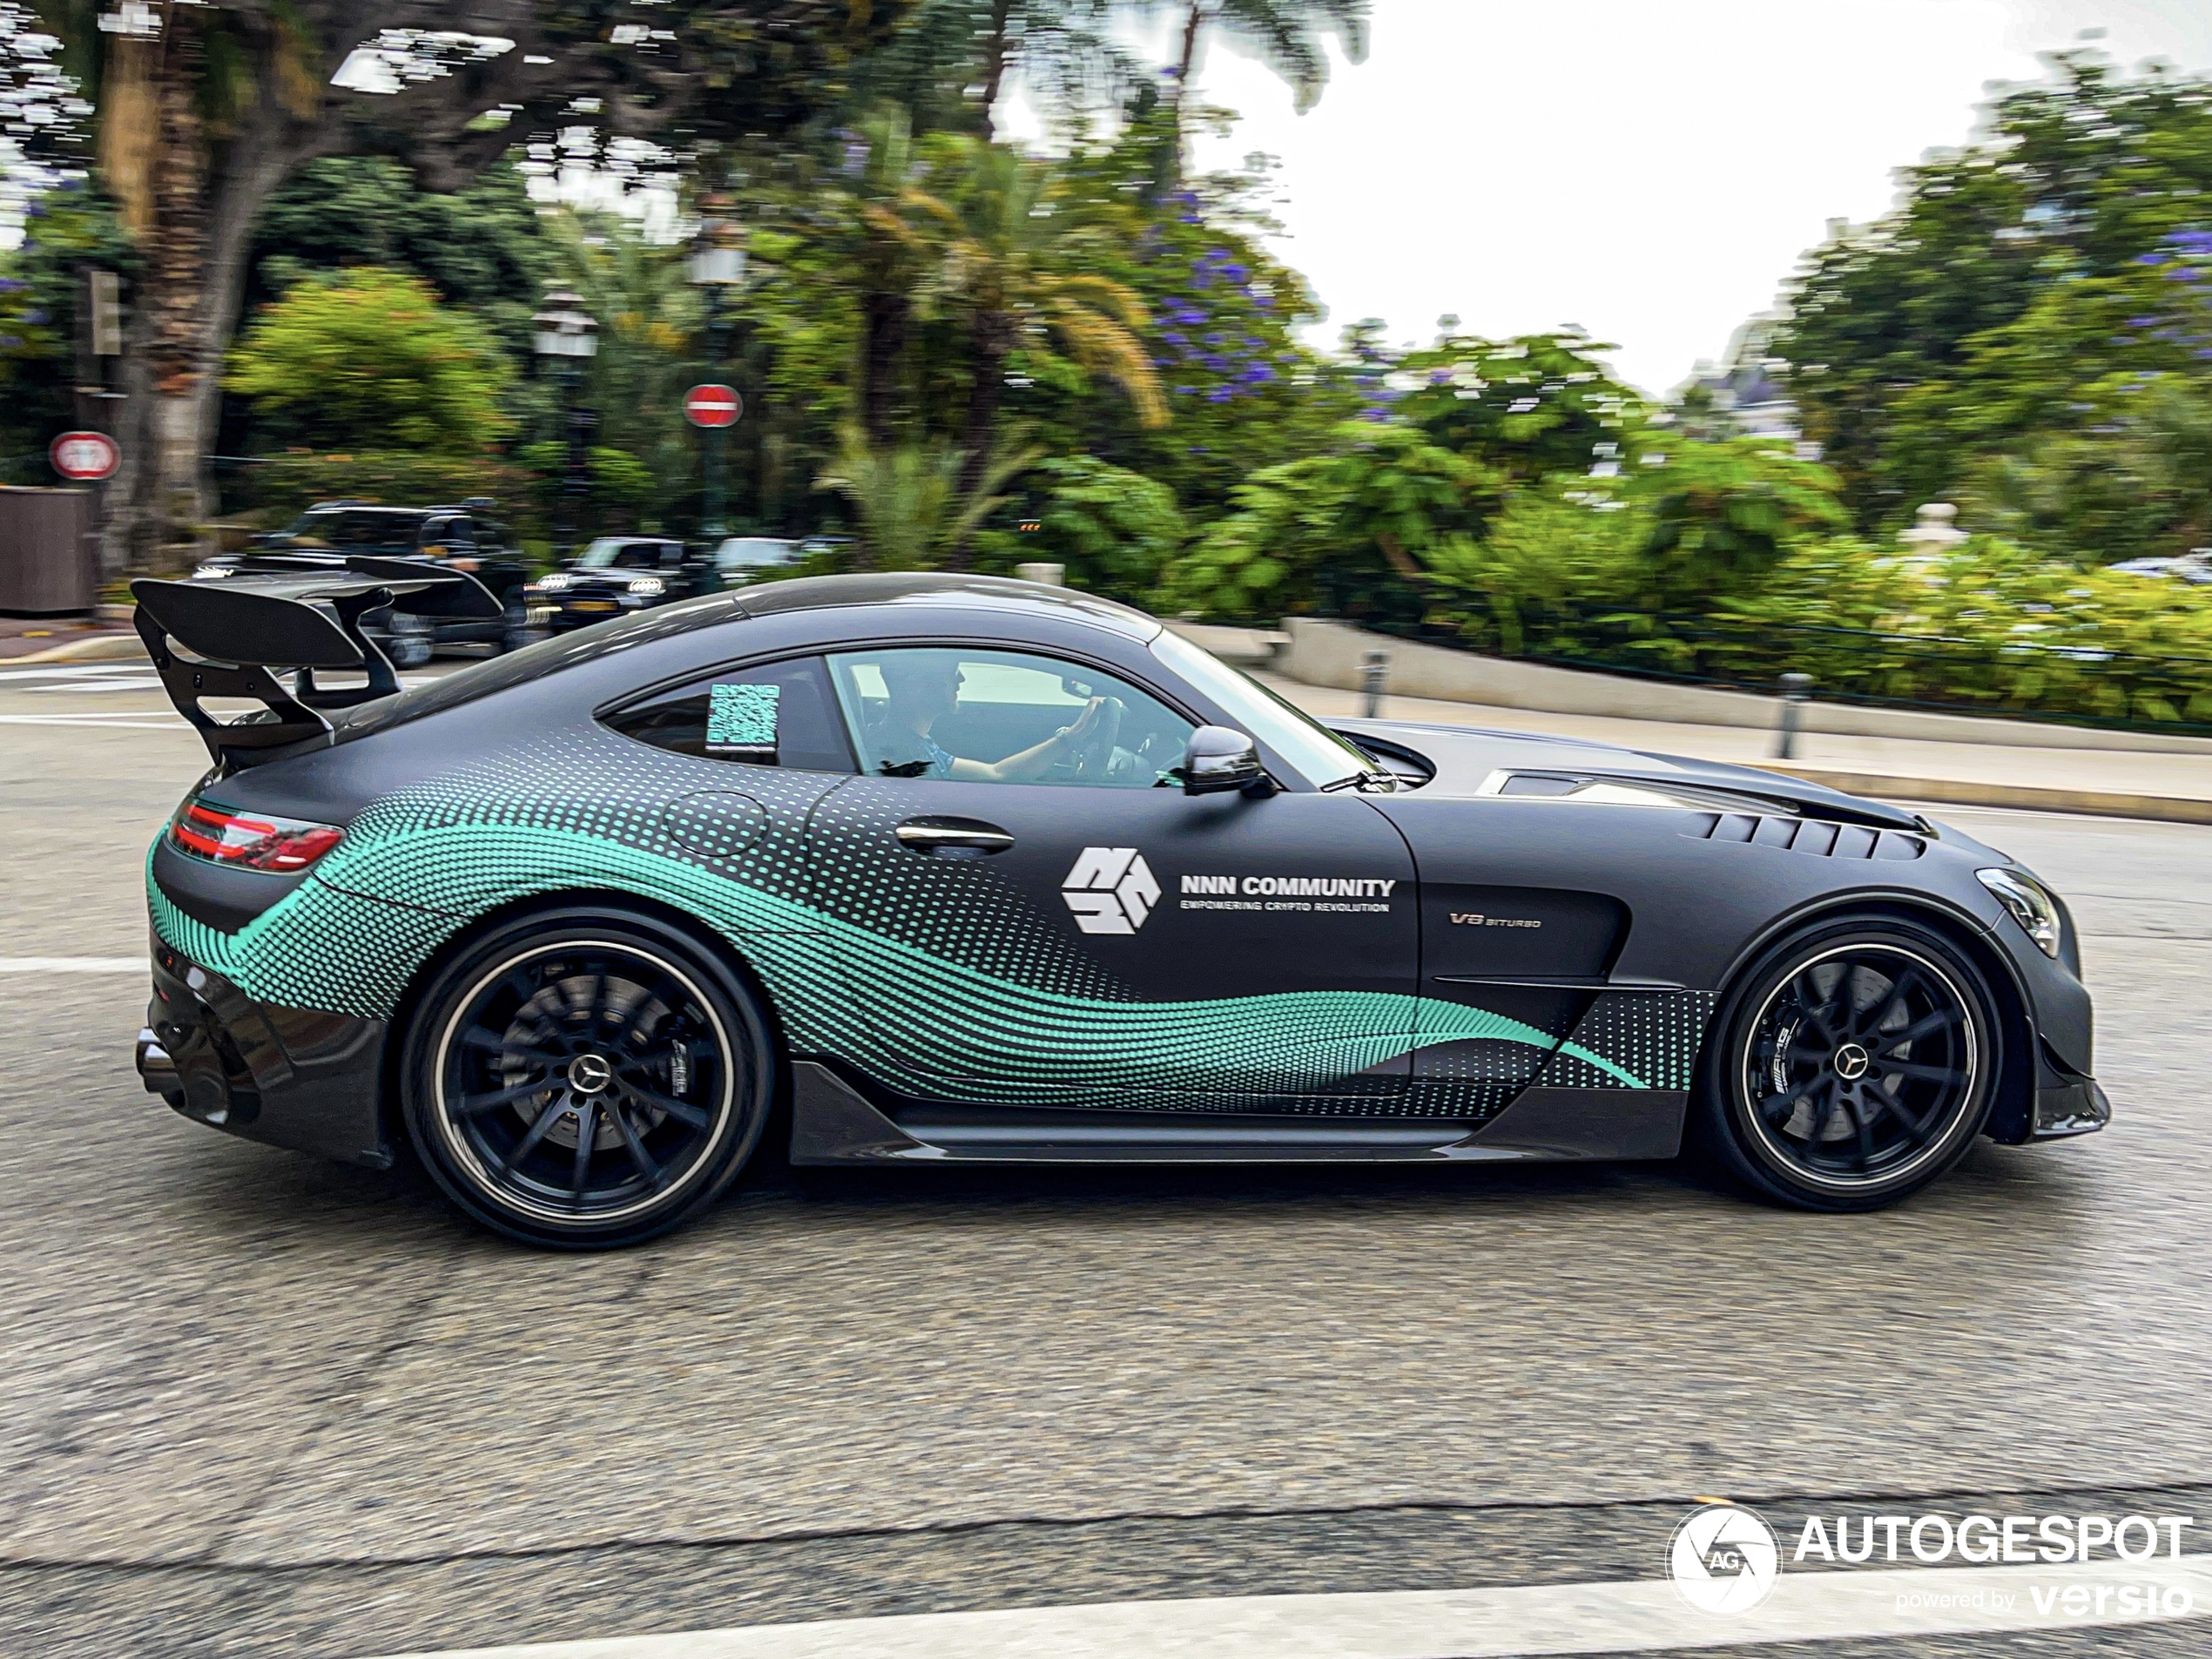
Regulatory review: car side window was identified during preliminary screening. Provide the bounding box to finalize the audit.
[826,647,1194,789]
[602,655,856,773]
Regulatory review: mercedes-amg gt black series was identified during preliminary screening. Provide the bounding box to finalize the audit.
[128,570,2108,1247]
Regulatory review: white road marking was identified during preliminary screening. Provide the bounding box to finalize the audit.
[0,958,146,974]
[0,663,158,684]
[0,715,188,730]
[374,1555,2212,1659]
[22,678,164,694]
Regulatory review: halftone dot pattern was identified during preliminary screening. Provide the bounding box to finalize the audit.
[804,779,1136,1002]
[148,727,1676,1110]
[1417,1038,1556,1084]
[1407,1079,1524,1122]
[1536,991,1717,1092]
[661,792,770,861]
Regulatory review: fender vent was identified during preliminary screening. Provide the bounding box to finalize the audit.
[1689,813,1926,860]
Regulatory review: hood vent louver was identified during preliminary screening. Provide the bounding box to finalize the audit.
[1690,813,1925,860]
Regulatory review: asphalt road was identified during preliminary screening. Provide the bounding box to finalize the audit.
[1,660,2209,1658]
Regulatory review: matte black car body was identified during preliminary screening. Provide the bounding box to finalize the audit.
[132,575,2107,1218]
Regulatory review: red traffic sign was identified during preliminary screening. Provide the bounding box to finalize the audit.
[684,384,742,428]
[50,430,120,481]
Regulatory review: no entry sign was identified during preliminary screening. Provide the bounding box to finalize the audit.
[50,430,120,481]
[683,384,742,428]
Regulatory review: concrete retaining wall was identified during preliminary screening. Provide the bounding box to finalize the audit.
[1277,617,2212,756]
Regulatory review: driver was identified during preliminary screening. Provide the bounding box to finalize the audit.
[872,656,1111,782]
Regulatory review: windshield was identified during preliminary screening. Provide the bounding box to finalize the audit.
[277,510,425,550]
[1149,627,1374,789]
[577,538,671,570]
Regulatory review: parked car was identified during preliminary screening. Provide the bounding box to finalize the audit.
[2110,550,2212,585]
[531,536,705,635]
[193,500,533,665]
[711,535,804,587]
[531,536,807,634]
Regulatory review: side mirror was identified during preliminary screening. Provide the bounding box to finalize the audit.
[1183,725,1264,796]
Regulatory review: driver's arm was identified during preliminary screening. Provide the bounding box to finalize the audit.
[946,698,1108,783]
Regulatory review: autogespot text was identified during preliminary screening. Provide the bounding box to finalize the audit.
[1797,1513,2197,1618]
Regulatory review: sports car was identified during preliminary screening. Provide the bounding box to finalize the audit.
[128,570,2108,1247]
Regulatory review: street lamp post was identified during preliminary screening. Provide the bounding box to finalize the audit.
[531,287,599,561]
[687,196,747,542]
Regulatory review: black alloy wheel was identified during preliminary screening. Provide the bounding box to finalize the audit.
[1698,916,1999,1211]
[402,908,772,1247]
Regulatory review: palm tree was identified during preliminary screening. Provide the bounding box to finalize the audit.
[927,138,1165,563]
[833,111,963,448]
[1162,0,1370,114]
[817,425,1040,569]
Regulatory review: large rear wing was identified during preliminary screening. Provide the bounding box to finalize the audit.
[131,556,498,768]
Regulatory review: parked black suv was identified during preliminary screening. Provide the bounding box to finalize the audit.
[192,501,534,665]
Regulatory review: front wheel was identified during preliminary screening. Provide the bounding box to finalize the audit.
[401,908,773,1248]
[1696,915,2000,1211]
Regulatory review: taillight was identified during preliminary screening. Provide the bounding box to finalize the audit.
[168,798,343,873]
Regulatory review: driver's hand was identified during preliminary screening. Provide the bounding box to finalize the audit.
[1064,697,1108,741]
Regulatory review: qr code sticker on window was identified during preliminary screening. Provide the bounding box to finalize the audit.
[706,682,780,759]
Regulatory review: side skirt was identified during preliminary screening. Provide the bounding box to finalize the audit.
[787,1062,1684,1167]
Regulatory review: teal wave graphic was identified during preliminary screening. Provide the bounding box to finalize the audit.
[149,819,1647,1098]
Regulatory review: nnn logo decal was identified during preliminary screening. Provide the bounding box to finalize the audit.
[1062,847,1162,935]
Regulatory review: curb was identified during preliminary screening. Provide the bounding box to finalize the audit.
[5,631,147,665]
[1763,763,2212,826]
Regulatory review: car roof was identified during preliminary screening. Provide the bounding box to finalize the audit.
[729,572,1159,638]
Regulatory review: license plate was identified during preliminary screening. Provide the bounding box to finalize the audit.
[571,600,617,612]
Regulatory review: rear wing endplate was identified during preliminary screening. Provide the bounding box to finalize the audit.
[131,557,497,768]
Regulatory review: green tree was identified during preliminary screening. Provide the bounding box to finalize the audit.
[928,136,1166,557]
[973,454,1189,597]
[244,158,553,359]
[816,425,1039,569]
[1775,52,2212,536]
[1153,0,1370,116]
[224,267,512,453]
[1391,327,1648,484]
[1158,421,1494,619]
[1633,437,1847,607]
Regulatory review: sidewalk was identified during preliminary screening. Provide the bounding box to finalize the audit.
[0,615,133,661]
[1265,675,2212,824]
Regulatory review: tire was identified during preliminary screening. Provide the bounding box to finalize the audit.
[1695,914,2000,1212]
[384,613,436,670]
[401,907,774,1248]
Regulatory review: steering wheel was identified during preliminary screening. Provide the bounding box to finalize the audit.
[1067,697,1124,779]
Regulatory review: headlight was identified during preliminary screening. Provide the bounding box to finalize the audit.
[1978,867,2062,958]
[535,572,570,592]
[627,576,665,597]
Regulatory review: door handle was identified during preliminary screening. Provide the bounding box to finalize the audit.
[894,817,1015,856]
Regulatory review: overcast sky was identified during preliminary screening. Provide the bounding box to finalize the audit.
[1143,0,2212,395]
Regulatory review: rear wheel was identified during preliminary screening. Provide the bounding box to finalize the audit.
[401,907,772,1248]
[1696,915,1998,1211]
